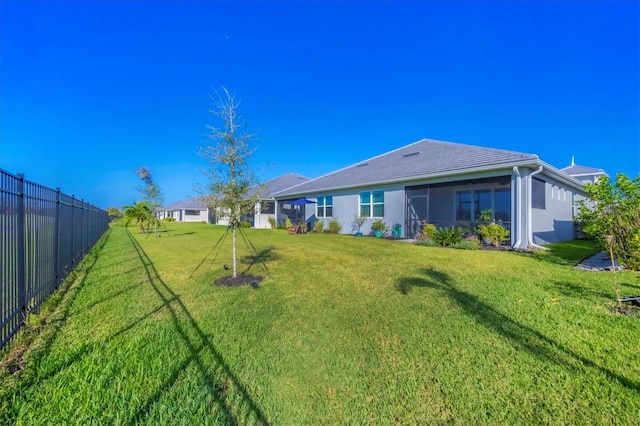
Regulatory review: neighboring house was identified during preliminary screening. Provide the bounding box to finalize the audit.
[246,173,310,228]
[205,173,310,228]
[272,138,590,249]
[561,157,608,184]
[157,198,213,223]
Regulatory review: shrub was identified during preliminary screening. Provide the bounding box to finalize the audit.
[576,173,640,271]
[371,219,389,234]
[284,218,293,229]
[313,220,325,233]
[352,214,367,234]
[433,226,464,247]
[423,223,436,238]
[328,218,342,234]
[416,238,440,247]
[239,221,251,228]
[267,217,276,229]
[477,223,510,247]
[452,235,481,250]
[416,223,436,240]
[164,217,176,222]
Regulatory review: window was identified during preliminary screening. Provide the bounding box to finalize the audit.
[456,191,471,221]
[261,201,275,215]
[473,190,492,220]
[455,189,511,222]
[317,195,333,218]
[359,190,384,217]
[494,189,511,222]
[185,209,200,216]
[532,177,546,209]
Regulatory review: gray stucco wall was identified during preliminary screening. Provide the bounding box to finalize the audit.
[303,183,406,236]
[531,175,576,245]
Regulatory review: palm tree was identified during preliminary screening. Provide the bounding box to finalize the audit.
[123,201,152,233]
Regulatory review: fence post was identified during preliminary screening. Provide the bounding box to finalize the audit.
[70,195,75,266]
[16,174,26,322]
[54,188,61,287]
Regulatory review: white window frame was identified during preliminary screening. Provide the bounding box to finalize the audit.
[317,195,333,218]
[359,190,384,218]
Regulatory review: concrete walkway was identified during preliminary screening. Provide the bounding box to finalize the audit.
[576,251,622,272]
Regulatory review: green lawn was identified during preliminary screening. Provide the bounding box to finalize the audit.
[2,223,639,424]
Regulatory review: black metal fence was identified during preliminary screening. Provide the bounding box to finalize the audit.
[1,169,109,350]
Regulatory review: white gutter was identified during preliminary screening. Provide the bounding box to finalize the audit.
[528,166,549,250]
[512,166,522,249]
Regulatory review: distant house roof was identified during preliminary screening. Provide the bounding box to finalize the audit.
[162,197,207,211]
[274,138,541,196]
[247,173,310,199]
[561,164,608,178]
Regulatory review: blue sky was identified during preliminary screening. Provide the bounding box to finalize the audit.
[1,0,638,209]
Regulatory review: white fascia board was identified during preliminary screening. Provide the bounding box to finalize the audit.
[536,160,587,193]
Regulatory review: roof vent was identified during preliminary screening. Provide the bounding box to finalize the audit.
[402,151,421,158]
[356,162,369,167]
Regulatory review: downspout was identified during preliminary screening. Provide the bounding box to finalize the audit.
[512,166,521,249]
[528,166,549,250]
[272,197,278,228]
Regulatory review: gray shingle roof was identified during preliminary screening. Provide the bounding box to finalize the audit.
[275,138,539,196]
[162,198,207,210]
[247,173,310,198]
[561,164,607,177]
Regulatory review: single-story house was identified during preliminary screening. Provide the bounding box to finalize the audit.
[246,173,309,228]
[561,157,608,184]
[157,198,213,223]
[169,173,309,227]
[272,138,594,249]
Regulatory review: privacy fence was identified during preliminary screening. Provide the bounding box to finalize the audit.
[1,169,109,350]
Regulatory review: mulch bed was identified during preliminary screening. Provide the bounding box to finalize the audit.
[214,274,264,288]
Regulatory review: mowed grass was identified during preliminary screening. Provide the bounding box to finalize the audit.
[1,223,639,424]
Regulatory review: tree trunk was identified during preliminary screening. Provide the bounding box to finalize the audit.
[232,225,237,278]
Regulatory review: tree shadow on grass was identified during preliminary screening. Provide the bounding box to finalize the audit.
[240,246,279,276]
[395,268,640,393]
[544,281,614,300]
[167,232,196,237]
[126,230,270,425]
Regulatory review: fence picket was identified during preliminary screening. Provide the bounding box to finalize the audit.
[0,169,109,350]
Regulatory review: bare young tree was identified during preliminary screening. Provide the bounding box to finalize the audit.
[199,87,262,278]
[135,166,164,238]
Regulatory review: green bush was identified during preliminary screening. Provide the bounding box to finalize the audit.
[416,238,440,247]
[267,217,276,229]
[328,218,342,234]
[433,226,464,247]
[313,220,325,233]
[239,221,251,228]
[576,173,640,271]
[452,235,481,250]
[477,223,510,247]
[371,219,389,234]
[164,217,176,222]
[284,218,293,229]
[421,223,436,239]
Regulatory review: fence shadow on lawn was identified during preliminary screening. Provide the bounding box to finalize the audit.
[125,230,270,425]
[395,268,640,394]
